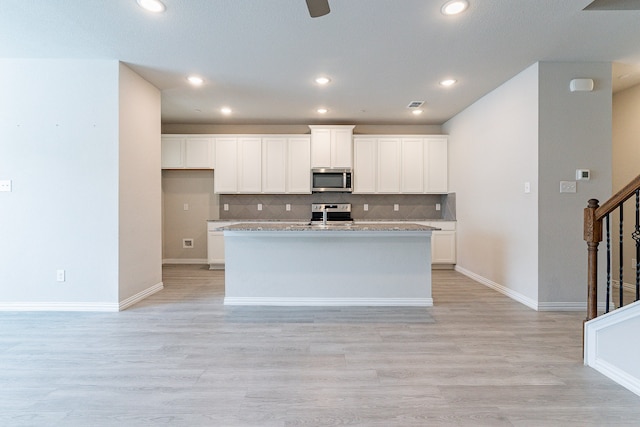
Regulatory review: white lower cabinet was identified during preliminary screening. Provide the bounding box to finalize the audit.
[207,222,238,269]
[416,221,456,265]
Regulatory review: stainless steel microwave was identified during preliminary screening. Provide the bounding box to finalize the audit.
[311,168,352,192]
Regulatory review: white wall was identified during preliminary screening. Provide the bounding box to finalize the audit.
[612,83,640,287]
[444,61,612,310]
[118,63,163,301]
[0,60,162,309]
[444,64,540,306]
[0,59,120,305]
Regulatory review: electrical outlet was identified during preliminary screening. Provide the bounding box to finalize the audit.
[183,203,189,211]
[56,269,65,282]
[364,204,369,211]
[560,181,577,193]
[0,180,11,192]
[286,204,291,211]
[394,204,399,211]
[182,238,194,249]
[257,203,263,211]
[223,204,229,211]
[436,203,441,211]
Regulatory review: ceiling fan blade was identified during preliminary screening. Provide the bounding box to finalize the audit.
[306,0,330,18]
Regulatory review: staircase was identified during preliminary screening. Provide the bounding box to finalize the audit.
[583,174,640,397]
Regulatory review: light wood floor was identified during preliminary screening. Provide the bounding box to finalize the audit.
[1,266,639,426]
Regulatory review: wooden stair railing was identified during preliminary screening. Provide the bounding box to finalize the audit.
[584,173,640,321]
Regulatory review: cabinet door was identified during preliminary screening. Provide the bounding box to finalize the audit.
[262,137,287,193]
[377,138,401,193]
[238,137,262,193]
[185,137,213,168]
[401,138,424,193]
[207,232,226,267]
[214,138,238,193]
[287,137,311,193]
[425,137,448,193]
[331,128,353,168]
[431,231,456,264]
[161,137,184,168]
[310,128,331,168]
[353,138,377,193]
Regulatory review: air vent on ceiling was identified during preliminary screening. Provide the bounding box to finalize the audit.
[584,0,640,10]
[407,101,425,109]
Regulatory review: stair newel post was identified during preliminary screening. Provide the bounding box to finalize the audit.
[584,199,602,321]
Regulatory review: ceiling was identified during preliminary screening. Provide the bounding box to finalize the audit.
[1,0,640,126]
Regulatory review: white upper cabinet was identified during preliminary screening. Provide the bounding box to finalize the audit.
[376,138,401,193]
[425,136,448,193]
[353,138,377,193]
[401,138,425,193]
[309,125,354,168]
[214,137,239,193]
[161,135,214,169]
[213,135,311,194]
[352,135,448,194]
[238,137,262,193]
[262,137,287,193]
[287,137,311,193]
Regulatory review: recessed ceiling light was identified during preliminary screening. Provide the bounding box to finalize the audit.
[187,76,204,86]
[440,79,457,87]
[317,108,328,114]
[411,109,423,116]
[315,76,331,85]
[221,107,232,115]
[441,0,469,15]
[136,0,166,13]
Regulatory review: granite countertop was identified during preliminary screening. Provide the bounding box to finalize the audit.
[220,222,439,232]
[207,218,454,222]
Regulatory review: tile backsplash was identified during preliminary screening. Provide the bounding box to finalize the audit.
[219,193,456,221]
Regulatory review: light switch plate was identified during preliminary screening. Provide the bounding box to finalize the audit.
[560,181,577,193]
[0,180,11,192]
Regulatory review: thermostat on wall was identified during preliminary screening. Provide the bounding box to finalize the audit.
[576,169,590,181]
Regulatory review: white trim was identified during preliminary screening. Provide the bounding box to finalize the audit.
[454,265,538,310]
[119,282,164,311]
[537,302,590,312]
[584,300,640,397]
[162,258,208,265]
[0,282,164,312]
[224,297,434,306]
[590,359,640,397]
[0,302,119,312]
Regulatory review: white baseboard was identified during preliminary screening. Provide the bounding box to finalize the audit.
[0,282,164,312]
[162,258,208,265]
[455,265,606,312]
[224,297,434,307]
[454,265,539,310]
[0,302,119,312]
[119,281,164,311]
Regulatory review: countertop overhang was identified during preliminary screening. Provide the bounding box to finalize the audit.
[220,222,439,232]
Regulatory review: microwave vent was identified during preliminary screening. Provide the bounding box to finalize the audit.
[407,101,424,109]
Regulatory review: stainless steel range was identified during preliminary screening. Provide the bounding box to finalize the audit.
[310,203,353,226]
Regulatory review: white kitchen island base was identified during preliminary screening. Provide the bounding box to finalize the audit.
[223,225,434,306]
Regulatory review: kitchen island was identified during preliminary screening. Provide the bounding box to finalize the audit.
[221,222,436,306]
